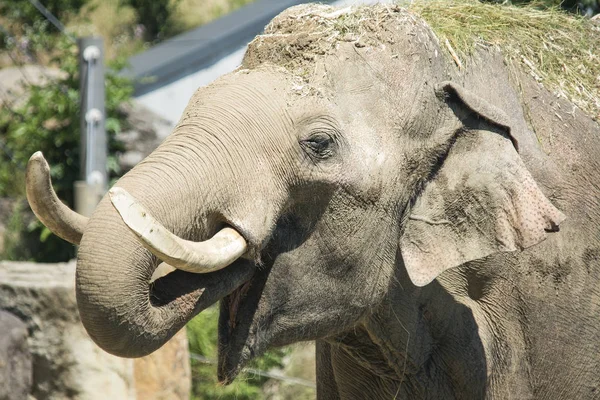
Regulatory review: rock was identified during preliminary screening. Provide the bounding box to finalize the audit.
[117,101,173,172]
[134,329,191,400]
[0,261,135,399]
[0,311,32,400]
[0,261,191,400]
[0,66,66,106]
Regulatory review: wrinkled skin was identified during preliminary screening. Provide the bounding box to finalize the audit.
[67,5,600,400]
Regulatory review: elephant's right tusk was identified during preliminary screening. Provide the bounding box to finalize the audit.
[26,152,88,245]
[109,187,248,274]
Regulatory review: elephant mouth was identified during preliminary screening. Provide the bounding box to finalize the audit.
[109,186,274,369]
[216,261,272,384]
[24,153,274,366]
[145,248,267,384]
[147,263,253,311]
[224,280,253,331]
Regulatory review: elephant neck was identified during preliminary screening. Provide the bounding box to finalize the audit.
[326,321,426,398]
[328,273,490,399]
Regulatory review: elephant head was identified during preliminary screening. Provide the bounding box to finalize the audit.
[27,5,565,384]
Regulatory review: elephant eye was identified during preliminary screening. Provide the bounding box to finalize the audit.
[300,133,334,160]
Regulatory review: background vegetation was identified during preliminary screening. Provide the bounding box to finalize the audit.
[0,37,130,261]
[187,306,291,400]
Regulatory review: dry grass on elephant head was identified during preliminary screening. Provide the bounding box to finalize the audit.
[243,1,600,121]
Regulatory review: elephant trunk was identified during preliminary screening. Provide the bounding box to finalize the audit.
[75,166,254,358]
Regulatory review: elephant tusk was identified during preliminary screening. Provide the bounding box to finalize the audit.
[109,187,248,274]
[26,152,88,245]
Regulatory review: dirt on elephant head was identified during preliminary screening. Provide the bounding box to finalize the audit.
[242,4,435,84]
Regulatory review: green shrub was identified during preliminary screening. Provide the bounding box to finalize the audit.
[0,0,90,57]
[0,0,89,27]
[187,306,289,400]
[0,36,132,261]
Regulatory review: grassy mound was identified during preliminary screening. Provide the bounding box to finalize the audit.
[411,0,599,120]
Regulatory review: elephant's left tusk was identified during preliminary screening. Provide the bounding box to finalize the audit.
[109,187,248,274]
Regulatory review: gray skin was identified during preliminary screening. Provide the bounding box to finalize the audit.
[69,5,600,400]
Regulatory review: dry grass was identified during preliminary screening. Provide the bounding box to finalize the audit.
[409,0,600,119]
[255,2,599,120]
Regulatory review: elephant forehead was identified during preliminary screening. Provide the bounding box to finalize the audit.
[181,69,295,125]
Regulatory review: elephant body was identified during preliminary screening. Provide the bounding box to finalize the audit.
[27,4,600,399]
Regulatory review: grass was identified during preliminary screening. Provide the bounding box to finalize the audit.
[68,0,141,60]
[187,305,291,400]
[409,0,600,120]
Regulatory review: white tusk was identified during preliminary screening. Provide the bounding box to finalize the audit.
[109,187,247,274]
[26,151,88,245]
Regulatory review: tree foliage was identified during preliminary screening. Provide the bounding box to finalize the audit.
[0,0,89,26]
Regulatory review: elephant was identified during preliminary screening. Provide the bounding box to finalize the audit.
[25,4,600,399]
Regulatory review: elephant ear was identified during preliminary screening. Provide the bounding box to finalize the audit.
[400,82,566,287]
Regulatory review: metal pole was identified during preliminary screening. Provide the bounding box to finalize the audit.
[75,37,106,217]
